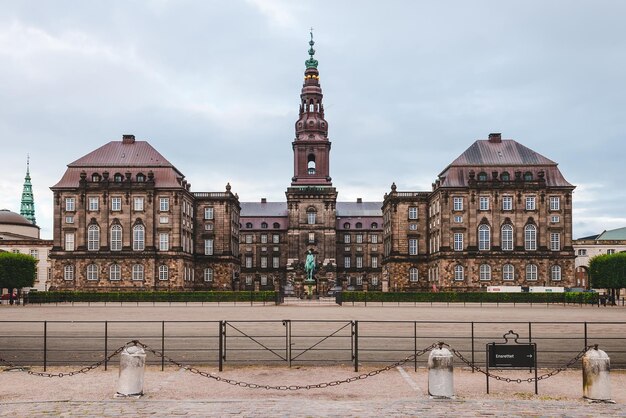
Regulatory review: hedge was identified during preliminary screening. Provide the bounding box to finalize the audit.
[341,291,599,304]
[28,291,277,304]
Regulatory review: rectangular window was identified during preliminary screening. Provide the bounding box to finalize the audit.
[65,216,74,224]
[371,256,378,268]
[371,234,378,244]
[159,216,169,224]
[307,212,316,224]
[551,215,560,223]
[550,233,560,251]
[356,234,363,244]
[261,256,267,268]
[502,196,513,211]
[344,234,351,244]
[160,198,169,212]
[273,234,280,244]
[205,223,213,230]
[65,197,75,212]
[65,233,75,251]
[550,196,560,211]
[356,256,363,269]
[245,256,252,268]
[204,239,214,255]
[204,207,214,220]
[454,215,462,223]
[30,249,39,259]
[261,275,268,286]
[134,197,144,211]
[371,276,379,286]
[88,197,99,211]
[159,233,169,251]
[408,207,418,219]
[111,197,121,211]
[273,256,280,268]
[409,238,418,255]
[453,197,463,211]
[308,232,315,243]
[453,233,463,251]
[607,249,616,255]
[344,256,351,268]
[479,196,489,211]
[261,234,268,244]
[526,196,536,211]
[204,268,213,282]
[245,235,253,244]
[356,276,363,286]
[577,249,587,256]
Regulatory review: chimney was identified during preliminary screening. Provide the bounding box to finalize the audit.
[261,198,267,203]
[122,134,135,144]
[357,198,362,204]
[488,133,502,143]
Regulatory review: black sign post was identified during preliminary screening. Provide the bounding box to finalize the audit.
[486,330,538,394]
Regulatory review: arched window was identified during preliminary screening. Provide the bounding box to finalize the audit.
[204,268,214,282]
[246,222,253,229]
[343,222,350,229]
[477,172,488,181]
[524,224,537,250]
[501,224,513,251]
[64,265,74,281]
[307,210,316,225]
[478,224,491,251]
[136,173,145,182]
[273,222,280,229]
[159,265,169,281]
[551,265,562,281]
[524,171,533,181]
[87,225,100,251]
[110,225,122,251]
[409,267,419,282]
[503,264,514,281]
[479,264,491,281]
[500,172,510,181]
[132,265,144,281]
[133,224,145,251]
[114,173,123,183]
[355,222,362,229]
[371,222,378,229]
[91,173,101,182]
[87,264,99,281]
[454,265,464,281]
[109,264,121,281]
[307,154,316,175]
[526,264,538,281]
[261,222,268,229]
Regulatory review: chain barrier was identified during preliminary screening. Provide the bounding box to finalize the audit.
[443,343,591,384]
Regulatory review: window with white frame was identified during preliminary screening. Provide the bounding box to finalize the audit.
[551,265,562,281]
[454,215,463,223]
[87,225,100,251]
[133,225,145,251]
[454,265,464,281]
[64,265,74,280]
[479,196,489,211]
[245,276,252,285]
[160,198,169,212]
[261,256,267,268]
[356,276,363,286]
[607,249,616,255]
[65,233,75,251]
[132,265,144,281]
[307,211,316,225]
[502,196,513,211]
[65,216,74,224]
[550,233,560,251]
[204,268,213,282]
[111,197,121,211]
[478,224,491,251]
[409,267,419,282]
[526,264,538,281]
[371,256,378,268]
[356,256,363,269]
[408,207,418,219]
[479,264,491,281]
[453,197,463,211]
[87,264,99,281]
[245,256,252,268]
[30,249,39,259]
[160,216,169,224]
[308,232,315,243]
[273,256,280,268]
[88,197,99,211]
[356,234,363,244]
[344,234,351,244]
[134,197,144,211]
[110,225,122,251]
[204,207,214,220]
[371,276,379,286]
[245,235,252,244]
[501,224,513,251]
[525,224,537,250]
[204,239,214,255]
[109,264,121,281]
[261,275,268,286]
[371,234,378,244]
[65,197,75,211]
[549,196,560,211]
[503,264,515,281]
[344,256,351,268]
[273,234,280,244]
[159,233,169,251]
[158,265,169,280]
[577,249,587,256]
[453,233,463,251]
[409,238,418,255]
[525,196,536,211]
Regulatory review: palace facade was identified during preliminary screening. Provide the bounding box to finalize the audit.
[48,38,576,292]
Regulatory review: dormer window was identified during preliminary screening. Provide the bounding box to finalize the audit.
[136,173,145,182]
[91,173,101,182]
[524,172,533,181]
[343,222,350,229]
[477,172,488,181]
[114,173,123,183]
[261,222,268,229]
[246,222,253,229]
[500,172,510,181]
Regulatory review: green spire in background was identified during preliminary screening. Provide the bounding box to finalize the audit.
[20,155,36,225]
[305,28,318,69]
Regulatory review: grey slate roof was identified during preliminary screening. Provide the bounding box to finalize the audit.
[336,202,382,217]
[240,202,288,217]
[595,227,626,241]
[448,140,556,167]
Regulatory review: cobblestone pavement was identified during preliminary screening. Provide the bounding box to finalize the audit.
[0,398,624,417]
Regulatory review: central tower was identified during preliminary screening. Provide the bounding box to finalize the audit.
[286,32,338,292]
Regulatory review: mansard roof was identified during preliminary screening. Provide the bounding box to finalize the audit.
[336,202,382,217]
[240,202,288,217]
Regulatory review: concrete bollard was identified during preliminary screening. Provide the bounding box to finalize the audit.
[582,345,612,402]
[428,344,454,398]
[116,345,146,397]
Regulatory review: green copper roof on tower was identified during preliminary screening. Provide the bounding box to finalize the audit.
[20,155,36,225]
[305,28,318,69]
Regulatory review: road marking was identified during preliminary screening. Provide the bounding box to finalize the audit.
[396,366,422,393]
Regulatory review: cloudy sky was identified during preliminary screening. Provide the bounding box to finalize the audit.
[1,0,625,240]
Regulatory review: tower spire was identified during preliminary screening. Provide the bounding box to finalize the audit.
[20,154,36,225]
[305,28,318,69]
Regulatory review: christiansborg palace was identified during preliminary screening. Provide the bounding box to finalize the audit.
[48,38,576,293]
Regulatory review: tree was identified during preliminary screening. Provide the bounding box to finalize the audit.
[588,252,626,305]
[0,252,37,294]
